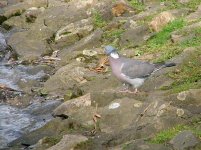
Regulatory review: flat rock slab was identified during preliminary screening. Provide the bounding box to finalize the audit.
[47,134,88,150]
[170,130,199,150]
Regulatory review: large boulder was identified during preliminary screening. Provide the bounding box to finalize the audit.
[43,62,95,95]
[54,18,94,49]
[170,130,199,150]
[59,29,103,65]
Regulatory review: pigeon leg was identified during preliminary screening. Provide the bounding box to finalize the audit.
[127,88,138,94]
[118,83,129,93]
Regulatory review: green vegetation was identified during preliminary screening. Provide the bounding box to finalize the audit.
[74,139,94,150]
[102,28,125,48]
[92,11,107,28]
[134,19,186,62]
[103,28,125,40]
[148,19,185,48]
[165,49,201,93]
[150,123,201,144]
[128,0,145,13]
[160,0,201,10]
[42,136,62,147]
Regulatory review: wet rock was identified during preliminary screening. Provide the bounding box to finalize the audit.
[149,11,175,32]
[170,130,199,150]
[53,93,91,117]
[8,118,82,149]
[120,25,151,47]
[47,134,88,150]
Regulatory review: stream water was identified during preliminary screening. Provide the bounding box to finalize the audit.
[0,30,61,149]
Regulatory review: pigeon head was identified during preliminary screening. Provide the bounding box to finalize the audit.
[105,45,117,55]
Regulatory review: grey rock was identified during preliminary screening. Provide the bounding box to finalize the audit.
[120,25,151,47]
[43,62,93,95]
[8,118,82,148]
[2,0,47,18]
[53,93,91,117]
[47,134,88,150]
[54,18,94,49]
[170,130,199,150]
[59,29,103,65]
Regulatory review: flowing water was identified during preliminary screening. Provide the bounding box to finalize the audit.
[0,30,61,149]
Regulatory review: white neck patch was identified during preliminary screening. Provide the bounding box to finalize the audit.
[110,52,119,59]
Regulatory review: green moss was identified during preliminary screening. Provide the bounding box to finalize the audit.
[103,28,125,39]
[42,136,62,146]
[150,123,201,144]
[74,139,94,150]
[92,11,107,28]
[102,28,125,48]
[128,0,145,13]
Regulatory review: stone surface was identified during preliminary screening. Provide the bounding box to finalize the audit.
[170,130,199,150]
[47,134,88,150]
[53,93,91,117]
[54,18,93,48]
[120,25,151,47]
[123,139,171,150]
[43,62,94,95]
[59,29,103,65]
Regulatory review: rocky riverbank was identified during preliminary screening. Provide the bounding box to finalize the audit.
[0,0,201,149]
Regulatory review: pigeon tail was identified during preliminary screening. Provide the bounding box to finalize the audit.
[154,62,176,69]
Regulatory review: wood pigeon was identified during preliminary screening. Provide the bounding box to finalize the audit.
[104,45,176,93]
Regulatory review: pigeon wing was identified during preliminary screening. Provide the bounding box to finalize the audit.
[121,58,155,79]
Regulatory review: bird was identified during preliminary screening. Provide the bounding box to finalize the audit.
[104,45,176,93]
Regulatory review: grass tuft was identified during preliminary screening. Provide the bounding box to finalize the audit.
[128,0,145,13]
[150,123,201,144]
[147,19,186,49]
[92,11,107,28]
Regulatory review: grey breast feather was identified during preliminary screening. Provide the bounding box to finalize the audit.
[120,57,155,79]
